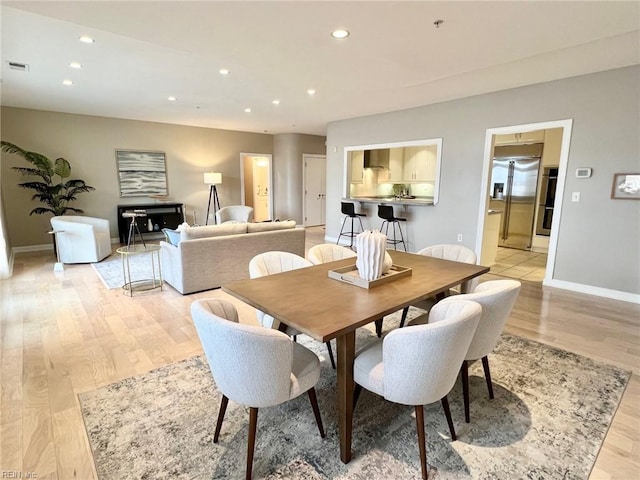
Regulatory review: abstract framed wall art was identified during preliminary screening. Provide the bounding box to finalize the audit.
[611,173,640,200]
[116,150,168,197]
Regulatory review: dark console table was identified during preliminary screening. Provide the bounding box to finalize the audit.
[117,203,184,244]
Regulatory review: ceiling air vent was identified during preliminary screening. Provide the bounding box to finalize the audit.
[8,61,29,72]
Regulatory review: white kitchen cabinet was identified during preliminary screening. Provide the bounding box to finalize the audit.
[494,130,545,145]
[350,150,364,184]
[403,145,437,182]
[378,147,404,183]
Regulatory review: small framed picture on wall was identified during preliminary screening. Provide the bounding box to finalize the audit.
[611,173,640,200]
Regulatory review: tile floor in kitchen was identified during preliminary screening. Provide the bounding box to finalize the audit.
[491,247,548,282]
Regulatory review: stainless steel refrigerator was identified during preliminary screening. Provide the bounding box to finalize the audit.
[488,143,543,250]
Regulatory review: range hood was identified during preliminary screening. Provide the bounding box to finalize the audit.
[364,149,389,169]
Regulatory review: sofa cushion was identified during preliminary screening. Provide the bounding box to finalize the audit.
[246,220,296,233]
[181,223,248,240]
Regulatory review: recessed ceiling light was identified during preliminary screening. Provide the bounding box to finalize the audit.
[69,62,82,69]
[272,99,280,105]
[62,79,73,86]
[219,68,230,75]
[307,89,316,96]
[79,36,95,44]
[168,96,177,102]
[244,108,252,113]
[331,29,349,39]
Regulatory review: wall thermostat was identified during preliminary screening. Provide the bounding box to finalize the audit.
[576,168,592,178]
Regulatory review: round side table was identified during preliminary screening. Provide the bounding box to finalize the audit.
[116,244,162,296]
[47,229,65,272]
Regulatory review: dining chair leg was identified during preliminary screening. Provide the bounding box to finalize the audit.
[399,306,409,328]
[374,319,383,338]
[440,395,456,441]
[326,341,336,369]
[353,384,363,410]
[246,407,258,480]
[414,405,428,480]
[213,395,229,443]
[482,356,494,399]
[307,387,326,438]
[461,360,470,423]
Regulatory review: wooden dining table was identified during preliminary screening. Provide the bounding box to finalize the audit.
[222,250,489,464]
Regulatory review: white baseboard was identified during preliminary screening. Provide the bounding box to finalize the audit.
[12,243,52,253]
[544,278,640,304]
[12,237,122,255]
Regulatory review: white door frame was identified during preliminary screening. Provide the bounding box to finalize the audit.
[475,119,573,284]
[302,154,327,227]
[240,153,274,221]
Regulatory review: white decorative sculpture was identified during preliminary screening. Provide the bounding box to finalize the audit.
[356,230,392,280]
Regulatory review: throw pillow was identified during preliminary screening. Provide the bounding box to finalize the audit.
[162,228,181,246]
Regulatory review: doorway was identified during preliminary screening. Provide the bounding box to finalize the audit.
[303,154,326,227]
[240,153,273,222]
[476,119,573,284]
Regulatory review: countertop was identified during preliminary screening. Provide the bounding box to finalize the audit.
[345,196,434,206]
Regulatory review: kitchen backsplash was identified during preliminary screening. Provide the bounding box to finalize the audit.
[349,169,434,197]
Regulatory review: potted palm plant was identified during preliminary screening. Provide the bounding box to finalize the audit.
[1,141,95,215]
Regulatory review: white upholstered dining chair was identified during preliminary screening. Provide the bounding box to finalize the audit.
[215,205,253,224]
[249,251,336,369]
[50,215,112,263]
[190,298,325,480]
[399,243,479,327]
[411,279,521,423]
[354,299,482,480]
[307,243,357,265]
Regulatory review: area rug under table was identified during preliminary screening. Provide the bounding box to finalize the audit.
[79,326,629,480]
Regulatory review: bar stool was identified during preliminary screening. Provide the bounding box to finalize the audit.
[337,202,366,248]
[378,204,407,251]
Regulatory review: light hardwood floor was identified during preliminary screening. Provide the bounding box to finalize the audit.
[1,227,638,479]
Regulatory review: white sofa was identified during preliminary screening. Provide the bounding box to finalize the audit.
[160,221,305,294]
[50,215,112,263]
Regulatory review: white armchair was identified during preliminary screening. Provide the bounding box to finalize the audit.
[399,243,479,327]
[215,205,253,224]
[354,299,482,479]
[249,251,336,369]
[441,279,521,423]
[190,298,325,480]
[307,243,357,265]
[411,279,521,422]
[50,215,112,263]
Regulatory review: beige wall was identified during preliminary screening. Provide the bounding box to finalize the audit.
[273,133,327,223]
[326,66,640,296]
[1,107,273,247]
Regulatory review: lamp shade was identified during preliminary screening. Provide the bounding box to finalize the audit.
[204,172,222,185]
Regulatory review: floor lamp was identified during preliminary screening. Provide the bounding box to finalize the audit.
[204,172,222,225]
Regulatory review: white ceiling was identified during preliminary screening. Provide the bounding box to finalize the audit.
[1,1,639,136]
